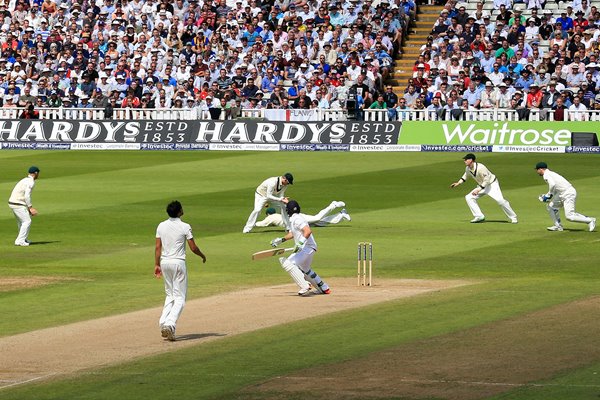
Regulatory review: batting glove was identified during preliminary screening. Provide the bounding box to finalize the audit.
[294,238,306,253]
[538,194,553,203]
[270,237,284,247]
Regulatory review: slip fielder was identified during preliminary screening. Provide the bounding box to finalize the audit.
[243,173,293,233]
[450,153,518,224]
[8,166,40,246]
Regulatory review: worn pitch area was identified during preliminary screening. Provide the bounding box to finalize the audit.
[243,296,600,400]
[0,278,471,389]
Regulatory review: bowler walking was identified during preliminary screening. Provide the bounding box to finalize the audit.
[535,162,596,232]
[8,166,40,246]
[155,201,207,341]
[450,154,518,223]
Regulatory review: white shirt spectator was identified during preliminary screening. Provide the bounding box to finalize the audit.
[568,101,588,121]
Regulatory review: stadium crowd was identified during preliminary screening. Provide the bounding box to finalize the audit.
[0,0,413,118]
[403,0,600,120]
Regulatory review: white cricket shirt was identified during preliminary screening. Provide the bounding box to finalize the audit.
[543,169,574,197]
[156,217,193,262]
[289,213,317,251]
[9,175,35,206]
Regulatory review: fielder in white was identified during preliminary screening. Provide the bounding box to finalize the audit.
[8,166,40,246]
[256,201,351,228]
[450,153,518,223]
[243,173,293,233]
[535,162,596,232]
[155,201,207,341]
[270,200,331,296]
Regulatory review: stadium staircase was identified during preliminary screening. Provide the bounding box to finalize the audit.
[392,4,440,95]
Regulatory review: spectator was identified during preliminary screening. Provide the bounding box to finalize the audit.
[552,96,568,121]
[383,85,399,119]
[526,83,543,108]
[19,103,40,119]
[426,94,444,119]
[480,81,496,109]
[463,82,481,108]
[568,95,588,120]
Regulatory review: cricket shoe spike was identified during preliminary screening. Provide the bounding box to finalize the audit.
[341,209,352,221]
[161,325,176,341]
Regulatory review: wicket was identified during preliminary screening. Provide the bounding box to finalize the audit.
[357,242,373,286]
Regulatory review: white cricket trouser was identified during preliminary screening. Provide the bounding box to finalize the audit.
[9,205,32,244]
[244,193,290,232]
[315,213,345,226]
[548,188,593,225]
[465,180,517,220]
[304,201,339,225]
[159,260,188,329]
[287,247,329,292]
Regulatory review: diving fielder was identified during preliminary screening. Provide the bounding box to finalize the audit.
[243,173,293,233]
[270,200,331,296]
[535,162,596,232]
[450,153,518,223]
[256,201,351,228]
[8,166,40,246]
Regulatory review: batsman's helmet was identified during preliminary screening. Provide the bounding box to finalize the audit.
[286,200,300,216]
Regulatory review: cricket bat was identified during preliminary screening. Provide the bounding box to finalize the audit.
[252,247,294,261]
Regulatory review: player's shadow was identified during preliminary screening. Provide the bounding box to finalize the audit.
[254,229,286,233]
[175,333,226,342]
[29,241,61,245]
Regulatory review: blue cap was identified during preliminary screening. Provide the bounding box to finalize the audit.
[28,166,40,173]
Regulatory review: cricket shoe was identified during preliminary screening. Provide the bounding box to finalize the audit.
[332,201,345,208]
[14,241,29,246]
[322,288,331,294]
[242,227,251,233]
[510,218,518,224]
[161,325,176,341]
[341,209,352,221]
[470,216,485,223]
[547,226,564,232]
[589,218,596,232]
[298,286,312,296]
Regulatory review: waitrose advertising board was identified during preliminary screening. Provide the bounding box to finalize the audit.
[397,121,599,146]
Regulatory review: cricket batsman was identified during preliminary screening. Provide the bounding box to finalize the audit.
[270,200,331,296]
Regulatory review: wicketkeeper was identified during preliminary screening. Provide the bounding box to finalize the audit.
[535,162,596,232]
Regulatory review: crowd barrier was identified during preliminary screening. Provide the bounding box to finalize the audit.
[3,107,598,123]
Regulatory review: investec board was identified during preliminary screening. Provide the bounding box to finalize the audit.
[0,120,598,153]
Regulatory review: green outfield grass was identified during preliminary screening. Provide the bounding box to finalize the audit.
[1,150,599,399]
